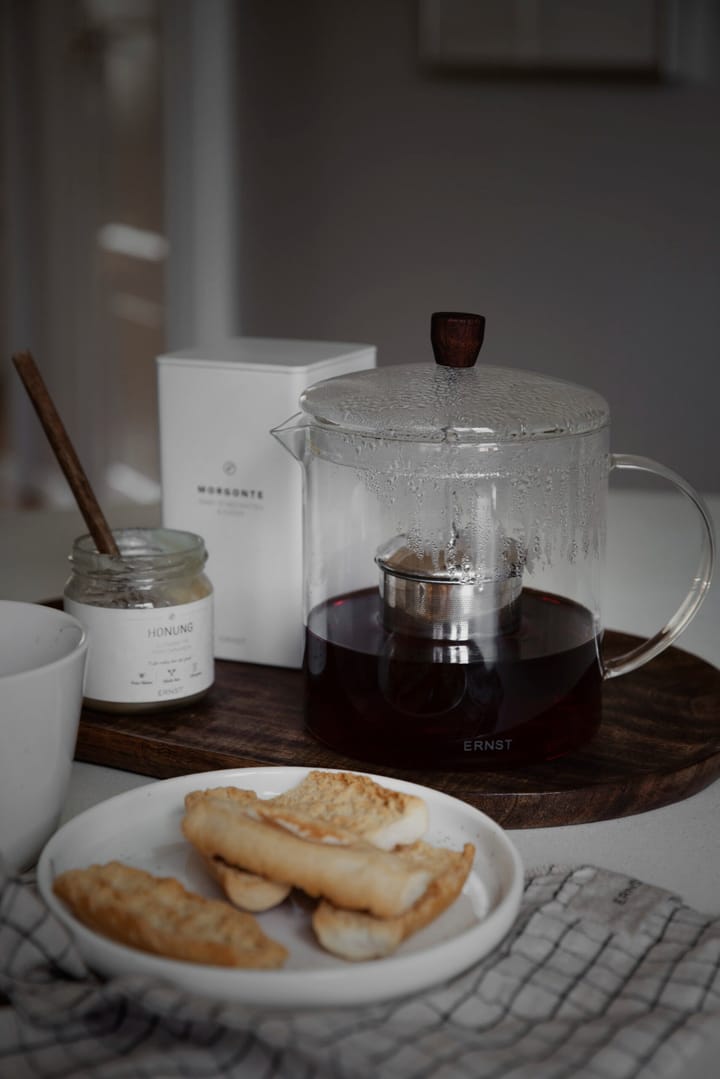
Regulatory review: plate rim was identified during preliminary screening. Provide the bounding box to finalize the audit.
[37,765,524,1008]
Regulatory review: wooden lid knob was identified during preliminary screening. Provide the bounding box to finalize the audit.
[431,312,486,368]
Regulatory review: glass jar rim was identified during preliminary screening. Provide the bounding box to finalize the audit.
[69,527,207,578]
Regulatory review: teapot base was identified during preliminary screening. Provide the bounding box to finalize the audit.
[304,587,602,770]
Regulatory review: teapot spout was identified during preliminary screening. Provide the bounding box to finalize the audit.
[270,413,310,462]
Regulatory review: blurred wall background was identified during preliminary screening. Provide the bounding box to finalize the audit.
[1,0,166,507]
[233,0,720,492]
[1,0,719,509]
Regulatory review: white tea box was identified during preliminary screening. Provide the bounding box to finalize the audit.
[157,338,376,667]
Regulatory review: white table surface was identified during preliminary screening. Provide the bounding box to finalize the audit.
[2,490,719,915]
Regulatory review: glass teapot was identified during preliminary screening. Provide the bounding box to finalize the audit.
[272,313,714,769]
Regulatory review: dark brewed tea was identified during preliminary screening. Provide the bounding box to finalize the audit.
[304,587,602,768]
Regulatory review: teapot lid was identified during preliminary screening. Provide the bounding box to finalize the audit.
[299,312,609,443]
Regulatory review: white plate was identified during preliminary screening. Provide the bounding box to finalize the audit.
[37,766,523,1010]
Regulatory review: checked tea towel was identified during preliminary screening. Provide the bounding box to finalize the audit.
[1,861,719,1078]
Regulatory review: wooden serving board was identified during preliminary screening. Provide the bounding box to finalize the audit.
[74,630,720,829]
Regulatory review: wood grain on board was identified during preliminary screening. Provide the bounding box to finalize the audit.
[74,631,720,828]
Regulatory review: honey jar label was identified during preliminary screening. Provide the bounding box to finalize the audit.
[65,596,214,705]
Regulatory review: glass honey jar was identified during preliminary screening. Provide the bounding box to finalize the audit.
[64,527,214,713]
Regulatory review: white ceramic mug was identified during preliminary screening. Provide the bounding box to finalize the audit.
[0,601,87,872]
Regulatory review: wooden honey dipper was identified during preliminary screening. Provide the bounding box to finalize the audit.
[12,350,120,558]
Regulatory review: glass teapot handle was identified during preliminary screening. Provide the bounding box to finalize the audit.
[602,454,715,680]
